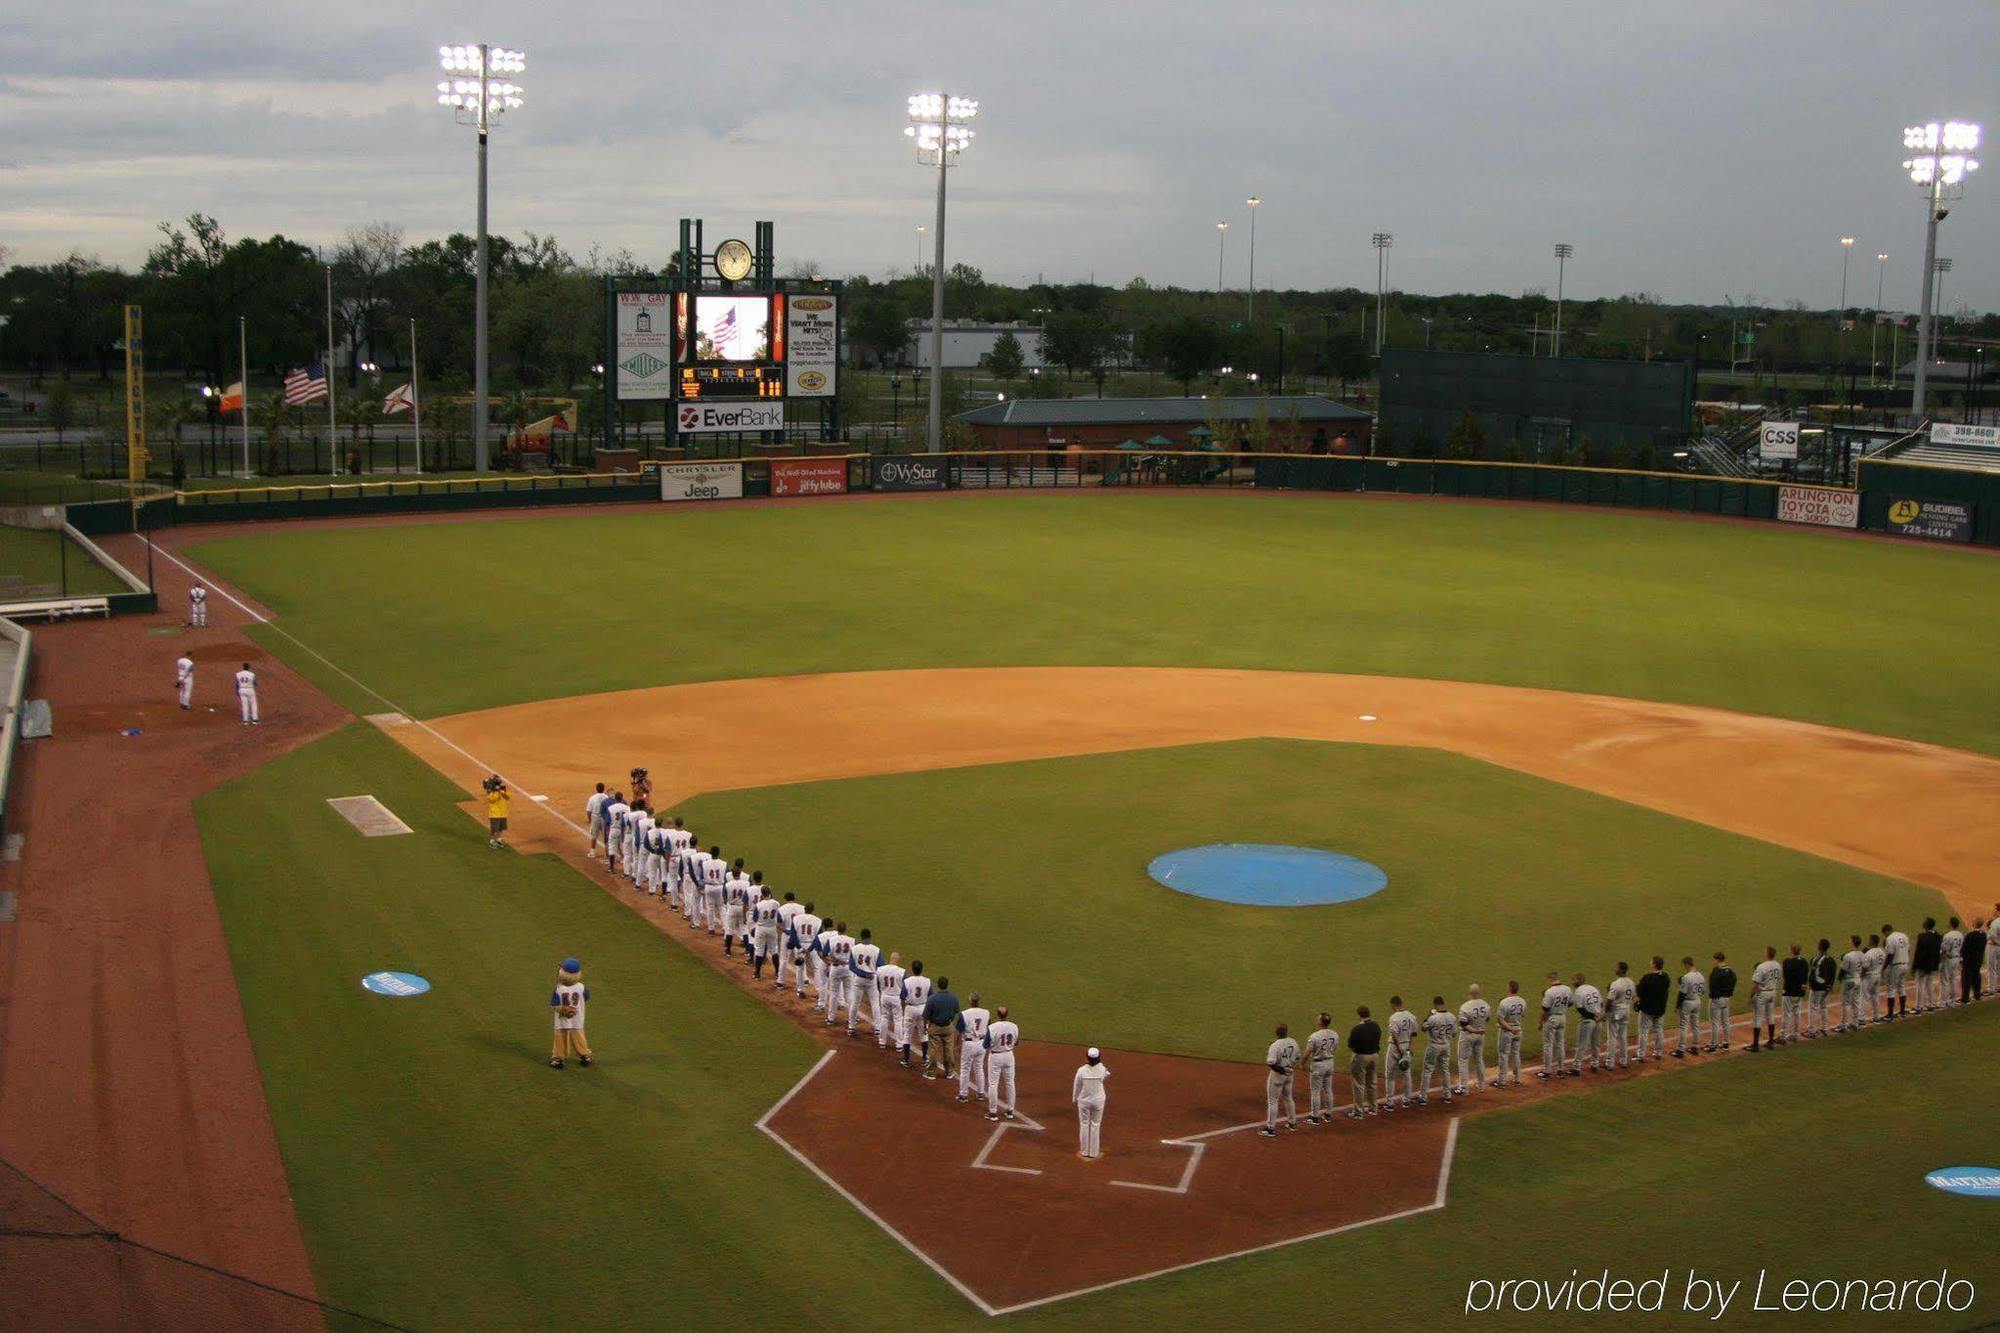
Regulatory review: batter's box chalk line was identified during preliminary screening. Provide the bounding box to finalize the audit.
[754,1048,1463,1317]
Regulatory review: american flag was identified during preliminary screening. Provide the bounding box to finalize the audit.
[282,362,328,406]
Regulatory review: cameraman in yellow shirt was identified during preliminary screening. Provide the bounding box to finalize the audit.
[484,775,510,849]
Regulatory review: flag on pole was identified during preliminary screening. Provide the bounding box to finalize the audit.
[219,381,245,413]
[282,363,328,406]
[382,383,416,415]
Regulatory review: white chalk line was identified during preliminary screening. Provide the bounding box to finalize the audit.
[970,1111,1047,1177]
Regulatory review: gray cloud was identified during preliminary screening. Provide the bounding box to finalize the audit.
[2,0,1995,313]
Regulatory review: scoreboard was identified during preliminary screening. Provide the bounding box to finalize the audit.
[678,366,784,400]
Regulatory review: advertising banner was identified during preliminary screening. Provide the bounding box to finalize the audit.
[1930,422,2000,449]
[1885,497,1973,542]
[1758,421,1800,461]
[871,455,949,492]
[785,295,838,398]
[1775,485,1859,530]
[656,461,744,502]
[614,292,674,401]
[771,457,849,497]
[675,401,785,434]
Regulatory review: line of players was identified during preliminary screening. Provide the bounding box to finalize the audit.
[1263,922,1999,1134]
[584,785,1026,1121]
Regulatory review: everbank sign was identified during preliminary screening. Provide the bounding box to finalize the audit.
[676,402,785,434]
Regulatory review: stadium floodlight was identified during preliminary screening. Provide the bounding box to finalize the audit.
[1838,236,1855,336]
[1901,121,1978,416]
[1371,233,1393,355]
[1216,221,1229,295]
[1245,196,1261,322]
[435,42,527,471]
[906,91,979,453]
[1552,243,1574,358]
[1871,251,1889,383]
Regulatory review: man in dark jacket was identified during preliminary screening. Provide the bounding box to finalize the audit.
[1346,1006,1383,1118]
[1707,952,1738,1053]
[1808,938,1837,1038]
[1634,956,1670,1061]
[1780,944,1811,1043]
[1913,918,1943,1011]
[1962,922,1989,1005]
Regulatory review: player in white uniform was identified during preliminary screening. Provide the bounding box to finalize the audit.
[870,951,907,1045]
[1495,982,1527,1087]
[899,964,933,1067]
[1261,1024,1301,1134]
[1606,963,1637,1069]
[583,785,608,859]
[1860,935,1886,1025]
[188,583,208,627]
[1418,999,1458,1104]
[1940,919,1965,1007]
[699,849,727,936]
[603,796,630,876]
[1071,1047,1108,1159]
[1383,999,1418,1109]
[956,993,990,1102]
[773,894,803,987]
[846,929,880,1036]
[751,885,782,980]
[1987,914,2000,994]
[175,653,195,709]
[1570,974,1604,1073]
[722,861,751,952]
[983,1007,1019,1120]
[1673,958,1706,1057]
[1881,924,1911,1021]
[1454,984,1490,1094]
[1537,973,1572,1078]
[815,924,851,1018]
[629,810,655,888]
[787,904,822,998]
[1838,936,1867,1030]
[1304,1012,1341,1122]
[1749,947,1782,1051]
[233,662,260,724]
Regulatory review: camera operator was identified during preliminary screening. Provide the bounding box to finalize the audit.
[484,774,511,850]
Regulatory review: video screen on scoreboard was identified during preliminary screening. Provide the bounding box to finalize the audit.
[690,295,771,363]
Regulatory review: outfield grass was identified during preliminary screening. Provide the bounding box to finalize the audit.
[675,740,1948,1061]
[0,525,128,597]
[187,491,2000,753]
[200,724,2000,1328]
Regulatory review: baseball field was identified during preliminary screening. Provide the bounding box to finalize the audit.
[147,489,2000,1325]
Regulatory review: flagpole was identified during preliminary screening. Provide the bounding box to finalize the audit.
[410,317,423,474]
[238,315,250,476]
[324,257,338,476]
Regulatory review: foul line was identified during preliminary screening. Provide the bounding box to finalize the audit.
[146,541,270,622]
[755,1049,1003,1318]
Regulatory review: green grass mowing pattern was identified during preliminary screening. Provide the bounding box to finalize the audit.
[675,740,1950,1063]
[187,491,2000,752]
[0,525,127,596]
[196,723,962,1329]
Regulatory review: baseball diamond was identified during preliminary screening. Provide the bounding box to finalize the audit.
[3,486,1998,1330]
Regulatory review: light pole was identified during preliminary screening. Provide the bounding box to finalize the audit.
[1903,120,1979,417]
[1552,243,1574,357]
[1837,236,1854,344]
[1933,256,1953,324]
[437,43,525,472]
[1871,251,1888,384]
[906,92,978,453]
[1215,222,1229,296]
[916,225,926,273]
[1245,196,1260,323]
[1371,233,1392,355]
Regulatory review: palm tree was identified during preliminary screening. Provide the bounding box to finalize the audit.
[254,393,291,474]
[337,394,372,472]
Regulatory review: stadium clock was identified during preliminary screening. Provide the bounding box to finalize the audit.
[714,239,754,281]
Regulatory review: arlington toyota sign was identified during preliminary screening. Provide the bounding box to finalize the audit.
[676,402,785,434]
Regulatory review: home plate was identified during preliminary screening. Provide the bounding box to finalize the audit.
[1359,714,1379,722]
[365,712,411,728]
[327,795,414,837]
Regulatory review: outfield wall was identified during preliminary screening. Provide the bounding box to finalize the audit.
[0,616,30,834]
[55,450,2000,549]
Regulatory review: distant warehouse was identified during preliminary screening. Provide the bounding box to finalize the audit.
[955,395,1373,456]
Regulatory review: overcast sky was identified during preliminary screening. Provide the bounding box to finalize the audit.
[4,0,1996,313]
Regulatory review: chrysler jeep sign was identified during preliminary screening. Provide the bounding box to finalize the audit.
[871,456,948,492]
[657,461,744,502]
[676,402,785,434]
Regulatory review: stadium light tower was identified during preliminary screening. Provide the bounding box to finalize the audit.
[1215,222,1229,296]
[906,92,978,453]
[437,43,525,471]
[1245,196,1261,322]
[1902,120,1979,416]
[1871,251,1888,384]
[1552,243,1574,357]
[1371,232,1392,355]
[1837,236,1854,330]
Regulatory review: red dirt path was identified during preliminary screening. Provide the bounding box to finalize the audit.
[0,535,344,1326]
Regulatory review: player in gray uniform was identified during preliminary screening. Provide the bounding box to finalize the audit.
[1537,972,1572,1079]
[1570,973,1604,1073]
[1260,1024,1301,1136]
[1383,999,1419,1109]
[1984,911,1999,996]
[1454,984,1491,1094]
[1418,998,1459,1104]
[1672,957,1706,1057]
[1304,1013,1341,1124]
[1605,962,1636,1069]
[1941,919,1965,1007]
[1860,935,1886,1025]
[1838,935,1867,1030]
[1495,982,1527,1087]
[1748,947,1782,1052]
[1881,923,1911,1020]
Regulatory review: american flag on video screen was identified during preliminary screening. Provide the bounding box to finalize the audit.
[282,362,328,406]
[709,304,738,355]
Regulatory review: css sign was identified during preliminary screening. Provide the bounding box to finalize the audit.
[1759,421,1801,461]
